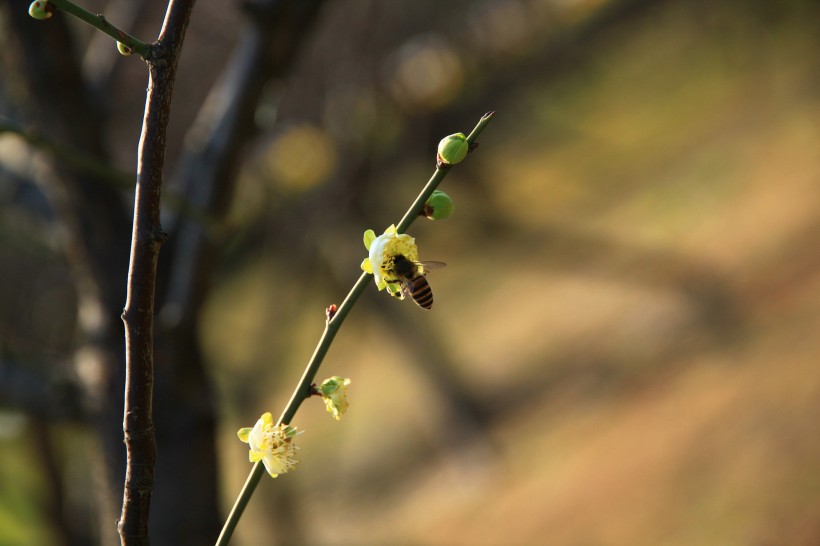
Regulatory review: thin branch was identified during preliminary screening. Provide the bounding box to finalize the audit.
[133,2,326,542]
[117,0,196,543]
[49,0,150,58]
[396,112,495,233]
[215,111,495,546]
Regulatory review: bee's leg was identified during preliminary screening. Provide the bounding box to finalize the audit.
[384,279,407,299]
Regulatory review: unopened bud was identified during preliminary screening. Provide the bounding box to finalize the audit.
[28,0,54,20]
[422,190,455,220]
[437,132,469,166]
[319,376,351,420]
[117,42,133,56]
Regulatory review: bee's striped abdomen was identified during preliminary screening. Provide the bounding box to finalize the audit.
[410,276,434,309]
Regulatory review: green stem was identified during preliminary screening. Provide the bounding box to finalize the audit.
[396,111,495,233]
[49,0,150,58]
[214,273,371,546]
[215,111,495,546]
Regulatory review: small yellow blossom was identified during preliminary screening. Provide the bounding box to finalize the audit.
[237,412,301,478]
[360,224,419,296]
[319,376,351,420]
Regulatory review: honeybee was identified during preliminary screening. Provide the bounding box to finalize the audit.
[387,254,446,310]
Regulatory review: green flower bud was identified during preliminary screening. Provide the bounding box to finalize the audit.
[28,0,53,20]
[117,42,134,56]
[423,190,455,220]
[437,132,468,166]
[319,376,351,420]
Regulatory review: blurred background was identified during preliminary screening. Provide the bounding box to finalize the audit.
[2,0,820,544]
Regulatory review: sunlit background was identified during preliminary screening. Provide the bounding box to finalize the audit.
[2,0,820,544]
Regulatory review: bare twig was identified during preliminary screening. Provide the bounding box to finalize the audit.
[49,0,150,58]
[141,2,326,540]
[117,0,196,543]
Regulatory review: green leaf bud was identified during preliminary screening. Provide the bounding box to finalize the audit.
[437,132,468,166]
[423,190,455,220]
[28,0,53,20]
[117,42,134,56]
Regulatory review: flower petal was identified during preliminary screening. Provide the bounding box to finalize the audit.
[363,229,376,250]
[262,460,279,478]
[363,224,422,296]
[238,412,302,478]
[361,258,373,274]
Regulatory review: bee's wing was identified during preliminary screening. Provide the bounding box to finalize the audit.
[398,279,415,299]
[418,261,447,273]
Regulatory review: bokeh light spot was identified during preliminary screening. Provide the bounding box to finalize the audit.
[385,34,465,112]
[265,124,336,192]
